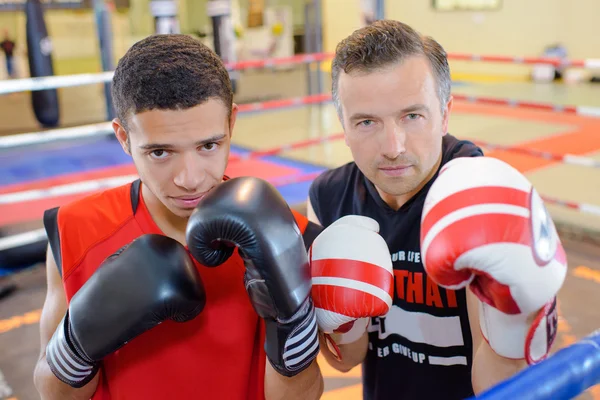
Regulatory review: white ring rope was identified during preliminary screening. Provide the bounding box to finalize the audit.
[0,175,138,205]
[2,52,600,97]
[1,170,600,254]
[0,72,114,95]
[0,53,331,95]
[0,229,46,252]
[1,52,600,255]
[0,122,113,150]
[0,93,332,150]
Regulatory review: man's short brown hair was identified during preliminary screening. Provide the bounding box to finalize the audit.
[331,20,451,117]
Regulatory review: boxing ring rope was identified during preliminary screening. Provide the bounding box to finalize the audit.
[0,53,333,95]
[1,93,600,212]
[0,93,332,150]
[0,131,334,205]
[1,145,599,400]
[229,131,600,171]
[1,51,600,400]
[446,53,600,68]
[0,175,138,204]
[0,122,113,149]
[0,125,339,250]
[2,125,599,205]
[0,169,325,252]
[229,133,345,162]
[469,329,600,400]
[4,89,600,151]
[452,94,600,118]
[2,127,600,252]
[0,72,115,95]
[2,49,599,95]
[469,140,600,169]
[1,75,600,234]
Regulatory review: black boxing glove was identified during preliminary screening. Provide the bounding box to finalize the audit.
[46,234,206,388]
[186,177,319,377]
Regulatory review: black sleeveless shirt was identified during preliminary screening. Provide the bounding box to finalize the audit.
[309,134,484,400]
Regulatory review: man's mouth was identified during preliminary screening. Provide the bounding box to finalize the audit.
[171,193,208,208]
[378,165,413,176]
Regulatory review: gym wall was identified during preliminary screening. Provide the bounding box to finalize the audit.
[385,0,600,82]
[2,0,598,82]
[321,0,363,55]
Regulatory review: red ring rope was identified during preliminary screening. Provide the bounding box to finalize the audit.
[223,52,599,70]
[267,170,600,217]
[229,133,345,162]
[237,93,331,113]
[226,53,333,71]
[1,50,598,97]
[451,94,600,116]
[230,131,600,171]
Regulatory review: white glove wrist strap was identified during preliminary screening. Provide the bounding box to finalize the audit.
[336,317,369,345]
[479,299,557,364]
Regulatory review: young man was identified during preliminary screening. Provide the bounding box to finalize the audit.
[33,34,326,400]
[307,20,563,399]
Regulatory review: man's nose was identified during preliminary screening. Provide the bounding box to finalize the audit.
[381,123,406,159]
[173,152,204,191]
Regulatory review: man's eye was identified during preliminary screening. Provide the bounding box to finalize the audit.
[202,142,218,151]
[359,120,374,127]
[407,113,420,120]
[150,150,169,159]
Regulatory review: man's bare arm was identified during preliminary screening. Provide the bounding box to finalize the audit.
[264,359,323,400]
[318,330,369,373]
[466,289,528,394]
[33,245,99,400]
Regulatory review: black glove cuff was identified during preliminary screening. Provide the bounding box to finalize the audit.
[264,298,320,377]
[46,312,99,388]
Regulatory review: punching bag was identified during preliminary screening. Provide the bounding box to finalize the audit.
[93,0,115,121]
[25,0,60,128]
[207,0,238,93]
[150,0,180,34]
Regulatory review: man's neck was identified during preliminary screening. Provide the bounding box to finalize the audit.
[142,184,188,244]
[377,187,418,212]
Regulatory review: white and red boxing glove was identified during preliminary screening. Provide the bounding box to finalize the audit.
[420,156,567,365]
[309,216,394,358]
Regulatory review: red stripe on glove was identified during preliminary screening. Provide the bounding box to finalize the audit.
[422,186,529,237]
[311,285,390,318]
[311,258,393,291]
[424,213,530,287]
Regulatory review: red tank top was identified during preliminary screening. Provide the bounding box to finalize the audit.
[48,179,310,400]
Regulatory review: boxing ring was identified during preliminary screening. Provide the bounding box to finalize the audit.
[0,51,599,399]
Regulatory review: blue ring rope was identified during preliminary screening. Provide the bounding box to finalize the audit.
[470,330,600,400]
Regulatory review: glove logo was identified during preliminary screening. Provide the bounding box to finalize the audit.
[529,188,558,266]
[545,298,558,349]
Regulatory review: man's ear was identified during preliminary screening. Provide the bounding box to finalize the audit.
[228,103,239,137]
[112,118,131,155]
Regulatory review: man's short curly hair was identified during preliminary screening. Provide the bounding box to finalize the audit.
[111,34,232,129]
